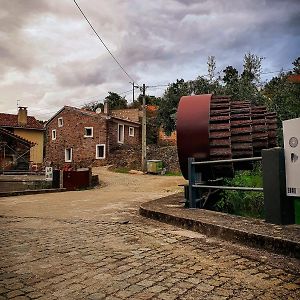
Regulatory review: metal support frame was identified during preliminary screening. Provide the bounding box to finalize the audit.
[2,144,31,170]
[188,156,263,209]
[187,150,295,225]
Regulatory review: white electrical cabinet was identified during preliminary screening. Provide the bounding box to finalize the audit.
[283,117,300,197]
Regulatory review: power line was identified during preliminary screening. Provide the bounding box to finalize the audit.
[260,69,293,75]
[73,0,135,83]
[147,84,170,88]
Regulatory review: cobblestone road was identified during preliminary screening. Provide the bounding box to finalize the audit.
[0,168,299,299]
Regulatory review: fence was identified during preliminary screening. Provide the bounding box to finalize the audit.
[187,148,294,225]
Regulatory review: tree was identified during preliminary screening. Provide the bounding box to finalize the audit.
[292,56,300,74]
[129,94,161,109]
[241,52,264,83]
[222,66,240,99]
[157,79,191,135]
[207,55,216,82]
[82,101,103,112]
[105,92,127,109]
[223,66,239,84]
[263,73,300,122]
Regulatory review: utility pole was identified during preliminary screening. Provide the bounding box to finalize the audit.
[130,82,139,102]
[142,84,147,172]
[132,82,135,102]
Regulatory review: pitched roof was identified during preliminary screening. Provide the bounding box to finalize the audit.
[0,127,35,146]
[46,106,141,126]
[0,113,44,130]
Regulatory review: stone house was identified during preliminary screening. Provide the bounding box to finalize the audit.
[0,107,44,166]
[45,104,141,168]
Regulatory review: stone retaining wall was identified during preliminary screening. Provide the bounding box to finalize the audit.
[108,145,180,173]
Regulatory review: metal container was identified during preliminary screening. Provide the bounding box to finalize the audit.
[147,160,163,174]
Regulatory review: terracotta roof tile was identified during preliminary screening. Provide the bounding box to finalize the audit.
[0,113,44,130]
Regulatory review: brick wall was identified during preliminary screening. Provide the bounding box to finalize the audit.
[45,108,108,168]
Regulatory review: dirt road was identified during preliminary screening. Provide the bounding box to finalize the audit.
[0,167,186,220]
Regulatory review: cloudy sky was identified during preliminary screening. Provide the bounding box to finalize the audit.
[1,0,299,120]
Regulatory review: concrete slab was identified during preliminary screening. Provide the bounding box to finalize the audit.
[140,193,300,258]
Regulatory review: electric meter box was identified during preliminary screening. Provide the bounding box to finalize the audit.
[283,117,300,197]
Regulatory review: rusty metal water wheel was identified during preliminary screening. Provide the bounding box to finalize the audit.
[176,94,277,180]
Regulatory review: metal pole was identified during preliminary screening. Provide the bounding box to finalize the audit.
[142,84,147,172]
[132,82,135,102]
[192,156,262,165]
[188,157,197,208]
[192,184,263,192]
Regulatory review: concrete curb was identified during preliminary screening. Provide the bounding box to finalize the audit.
[140,194,300,259]
[0,188,67,198]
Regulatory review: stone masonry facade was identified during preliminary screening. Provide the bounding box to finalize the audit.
[45,106,141,169]
[108,120,141,151]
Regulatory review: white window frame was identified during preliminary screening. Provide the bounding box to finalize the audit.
[129,126,135,137]
[58,117,63,127]
[84,127,94,138]
[51,129,56,140]
[96,144,106,159]
[65,148,73,162]
[118,124,124,144]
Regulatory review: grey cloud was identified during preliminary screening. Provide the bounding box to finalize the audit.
[54,61,107,87]
[0,0,299,118]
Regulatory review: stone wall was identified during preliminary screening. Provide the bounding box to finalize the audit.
[108,145,180,173]
[147,145,180,173]
[108,146,141,170]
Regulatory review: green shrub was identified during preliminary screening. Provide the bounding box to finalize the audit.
[214,165,264,218]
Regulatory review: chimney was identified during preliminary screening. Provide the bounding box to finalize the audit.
[104,101,110,115]
[18,107,28,126]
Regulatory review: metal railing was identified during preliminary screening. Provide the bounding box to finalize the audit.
[188,157,263,208]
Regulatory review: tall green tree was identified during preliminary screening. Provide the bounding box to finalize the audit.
[221,53,265,104]
[263,74,300,121]
[157,79,191,135]
[105,92,127,109]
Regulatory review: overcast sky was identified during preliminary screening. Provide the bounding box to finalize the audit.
[0,0,299,120]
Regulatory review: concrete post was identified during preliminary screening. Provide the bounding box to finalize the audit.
[262,147,295,224]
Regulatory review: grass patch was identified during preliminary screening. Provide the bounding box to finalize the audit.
[213,164,264,219]
[110,167,131,174]
[164,171,182,176]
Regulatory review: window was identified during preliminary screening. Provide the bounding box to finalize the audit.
[58,117,63,127]
[51,129,56,140]
[118,124,124,143]
[96,144,106,159]
[84,127,93,137]
[129,126,135,137]
[65,148,72,162]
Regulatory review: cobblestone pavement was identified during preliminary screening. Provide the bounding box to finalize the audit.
[1,212,300,300]
[0,168,299,299]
